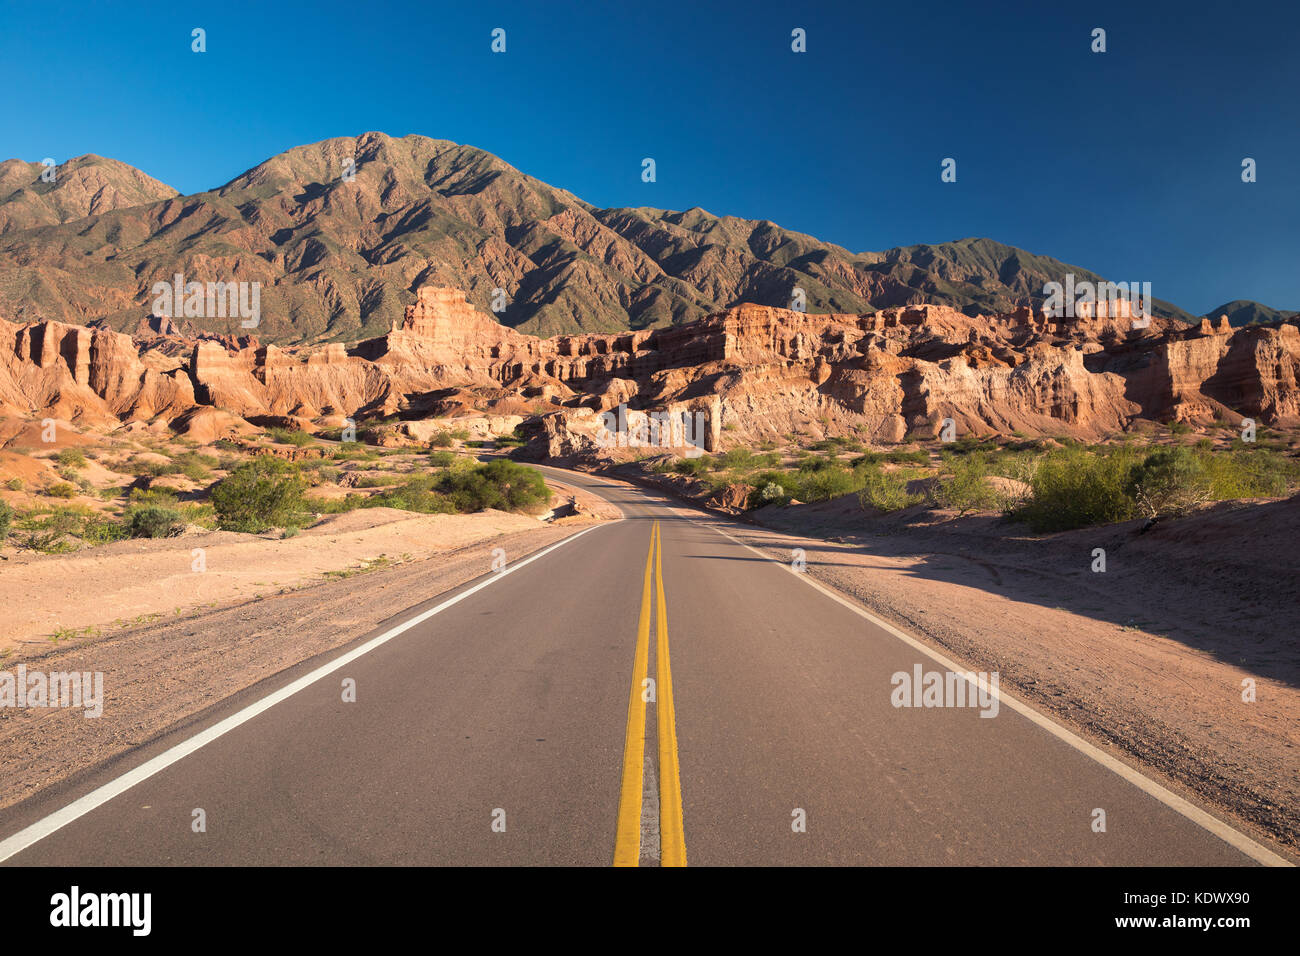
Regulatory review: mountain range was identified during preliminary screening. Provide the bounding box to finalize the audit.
[0,132,1291,343]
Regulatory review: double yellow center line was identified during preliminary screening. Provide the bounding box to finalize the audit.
[613,521,687,867]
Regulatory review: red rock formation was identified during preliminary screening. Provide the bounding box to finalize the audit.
[2,287,1297,450]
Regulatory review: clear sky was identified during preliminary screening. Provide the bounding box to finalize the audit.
[1,0,1295,315]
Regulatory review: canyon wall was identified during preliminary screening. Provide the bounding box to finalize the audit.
[2,286,1298,451]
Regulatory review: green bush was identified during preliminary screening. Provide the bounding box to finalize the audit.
[47,482,77,499]
[0,500,12,542]
[430,431,455,448]
[1126,446,1212,518]
[81,516,130,545]
[669,455,714,477]
[429,450,455,467]
[175,451,218,482]
[364,475,457,515]
[795,465,864,502]
[1203,446,1297,498]
[716,448,755,470]
[6,478,23,491]
[434,460,551,513]
[56,448,87,468]
[929,455,998,515]
[797,456,838,473]
[123,506,184,539]
[210,457,307,532]
[265,428,315,447]
[1015,447,1139,532]
[331,443,377,462]
[885,449,930,466]
[858,469,923,513]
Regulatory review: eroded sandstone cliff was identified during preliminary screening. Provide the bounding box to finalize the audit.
[2,286,1297,455]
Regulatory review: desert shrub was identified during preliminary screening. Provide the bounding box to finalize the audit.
[795,465,863,502]
[123,506,184,539]
[47,482,77,499]
[1126,446,1213,518]
[364,475,457,515]
[128,487,179,507]
[175,451,218,482]
[1203,446,1297,498]
[1015,447,1139,532]
[430,431,455,448]
[797,456,838,473]
[355,475,401,488]
[305,493,365,514]
[716,448,755,471]
[885,449,930,466]
[265,428,315,447]
[80,516,130,545]
[0,500,12,542]
[747,476,791,508]
[929,455,998,515]
[448,428,471,441]
[11,506,89,553]
[984,447,1037,483]
[670,455,714,477]
[434,460,551,513]
[6,478,24,491]
[858,469,923,513]
[210,458,307,532]
[495,427,527,448]
[429,450,455,467]
[56,448,87,468]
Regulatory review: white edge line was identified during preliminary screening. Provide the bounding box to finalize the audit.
[0,522,608,864]
[698,518,1291,868]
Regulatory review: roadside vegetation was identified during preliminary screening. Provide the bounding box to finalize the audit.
[0,422,553,553]
[644,430,1300,534]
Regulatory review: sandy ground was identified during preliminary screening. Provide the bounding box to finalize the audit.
[0,509,550,650]
[0,477,617,651]
[692,492,1300,856]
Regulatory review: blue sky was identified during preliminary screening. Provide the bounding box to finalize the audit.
[1,0,1296,314]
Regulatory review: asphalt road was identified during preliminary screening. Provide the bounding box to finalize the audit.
[0,467,1281,865]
